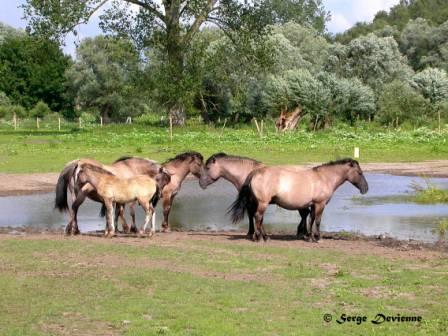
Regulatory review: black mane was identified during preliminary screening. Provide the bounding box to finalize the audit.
[205,152,260,166]
[113,156,157,164]
[313,158,359,170]
[81,163,114,175]
[112,156,135,163]
[163,151,203,164]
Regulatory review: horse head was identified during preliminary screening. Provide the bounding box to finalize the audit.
[345,159,368,194]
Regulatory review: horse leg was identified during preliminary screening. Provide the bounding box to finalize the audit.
[104,200,115,238]
[139,200,154,237]
[247,215,255,237]
[253,203,268,242]
[68,191,87,235]
[306,205,316,242]
[129,201,137,233]
[313,203,325,242]
[161,191,173,233]
[116,203,130,233]
[297,208,310,239]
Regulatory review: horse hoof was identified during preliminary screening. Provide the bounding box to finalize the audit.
[162,228,171,233]
[263,235,269,242]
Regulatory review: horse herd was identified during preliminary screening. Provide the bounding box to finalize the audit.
[55,152,368,242]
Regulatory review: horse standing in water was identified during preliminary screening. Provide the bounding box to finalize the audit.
[199,153,310,238]
[230,159,368,242]
[55,157,160,235]
[160,151,204,232]
[75,164,165,237]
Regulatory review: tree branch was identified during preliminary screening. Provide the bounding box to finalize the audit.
[64,0,110,34]
[124,0,166,22]
[182,0,218,45]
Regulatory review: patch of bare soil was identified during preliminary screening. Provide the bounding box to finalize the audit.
[1,231,446,261]
[0,172,59,196]
[0,160,447,196]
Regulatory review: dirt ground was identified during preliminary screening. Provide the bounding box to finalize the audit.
[1,230,446,260]
[0,160,447,196]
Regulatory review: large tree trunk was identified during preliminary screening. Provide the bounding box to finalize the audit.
[275,106,303,132]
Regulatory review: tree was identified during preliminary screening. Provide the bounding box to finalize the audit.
[30,100,52,118]
[412,67,448,104]
[0,33,71,112]
[23,0,328,123]
[377,80,429,126]
[328,34,413,94]
[317,72,375,124]
[65,36,142,121]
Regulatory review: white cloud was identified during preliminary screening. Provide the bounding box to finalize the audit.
[325,0,400,33]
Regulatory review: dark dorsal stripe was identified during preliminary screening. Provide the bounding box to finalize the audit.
[313,158,359,170]
[206,152,260,166]
[81,163,115,176]
[163,151,203,164]
[113,156,134,163]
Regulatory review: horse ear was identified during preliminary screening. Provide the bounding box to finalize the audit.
[211,158,216,164]
[349,161,355,167]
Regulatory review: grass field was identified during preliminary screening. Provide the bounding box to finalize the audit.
[0,122,447,173]
[0,234,446,336]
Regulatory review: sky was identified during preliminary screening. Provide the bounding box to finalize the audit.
[0,0,400,55]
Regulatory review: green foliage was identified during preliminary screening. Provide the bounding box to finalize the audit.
[328,34,413,94]
[411,181,448,204]
[336,0,448,44]
[377,80,430,126]
[0,33,71,112]
[65,36,142,121]
[412,67,448,104]
[317,72,376,124]
[29,101,52,118]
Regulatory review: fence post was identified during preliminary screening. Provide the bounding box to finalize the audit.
[79,117,82,128]
[36,117,39,129]
[13,113,17,130]
[169,115,173,141]
[100,116,103,127]
[58,117,61,131]
[354,147,360,159]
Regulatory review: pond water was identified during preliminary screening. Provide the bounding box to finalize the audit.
[1,173,447,242]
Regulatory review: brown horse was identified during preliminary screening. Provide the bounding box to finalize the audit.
[230,158,368,242]
[55,156,160,235]
[75,164,163,237]
[160,151,204,232]
[199,153,310,237]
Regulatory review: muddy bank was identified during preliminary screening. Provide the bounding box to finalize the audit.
[1,228,446,257]
[0,160,447,197]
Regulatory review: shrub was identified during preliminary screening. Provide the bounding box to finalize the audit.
[30,101,52,118]
[377,80,430,126]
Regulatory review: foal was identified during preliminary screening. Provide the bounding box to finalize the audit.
[76,164,161,237]
[230,159,368,242]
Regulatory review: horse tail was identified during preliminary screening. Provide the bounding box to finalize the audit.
[229,183,258,224]
[99,204,106,217]
[151,185,160,208]
[54,160,78,212]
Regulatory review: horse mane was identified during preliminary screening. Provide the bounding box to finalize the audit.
[313,158,359,170]
[205,152,261,166]
[163,151,203,164]
[81,163,115,175]
[113,156,157,165]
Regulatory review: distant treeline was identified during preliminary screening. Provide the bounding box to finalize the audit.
[0,0,447,129]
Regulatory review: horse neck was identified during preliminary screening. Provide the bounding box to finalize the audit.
[220,160,262,190]
[318,165,349,192]
[164,161,191,185]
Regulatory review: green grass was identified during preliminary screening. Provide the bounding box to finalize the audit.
[414,187,448,204]
[0,122,447,173]
[0,236,446,335]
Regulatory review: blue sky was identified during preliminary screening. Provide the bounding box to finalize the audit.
[0,0,400,55]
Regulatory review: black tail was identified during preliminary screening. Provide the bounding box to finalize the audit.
[229,184,258,224]
[100,204,106,217]
[54,161,78,212]
[151,186,160,207]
